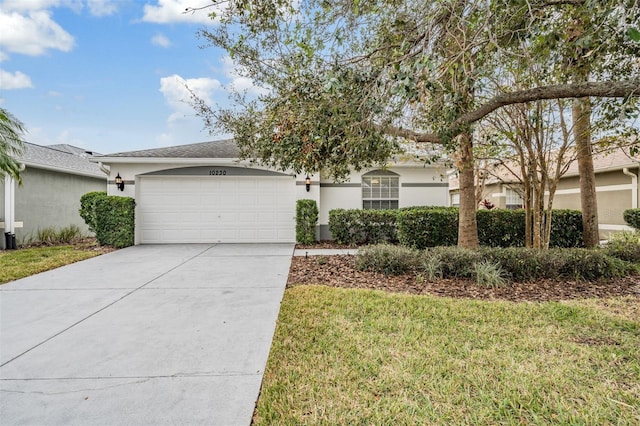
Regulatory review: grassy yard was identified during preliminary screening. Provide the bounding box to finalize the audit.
[255,285,640,425]
[0,245,102,284]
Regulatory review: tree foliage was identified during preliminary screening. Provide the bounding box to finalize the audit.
[0,108,26,182]
[193,0,640,247]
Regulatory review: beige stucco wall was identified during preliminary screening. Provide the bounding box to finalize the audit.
[451,166,640,239]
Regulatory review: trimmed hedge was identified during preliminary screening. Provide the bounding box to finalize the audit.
[624,208,640,230]
[80,192,135,248]
[79,191,107,234]
[548,210,583,248]
[329,209,398,245]
[330,206,583,248]
[296,199,318,244]
[476,209,525,248]
[397,207,458,248]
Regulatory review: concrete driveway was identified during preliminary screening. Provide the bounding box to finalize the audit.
[0,243,294,426]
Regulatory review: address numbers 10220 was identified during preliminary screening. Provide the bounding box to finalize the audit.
[209,169,227,176]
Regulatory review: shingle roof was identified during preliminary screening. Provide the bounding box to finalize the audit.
[19,142,105,178]
[97,139,239,159]
[448,146,639,191]
[47,144,101,157]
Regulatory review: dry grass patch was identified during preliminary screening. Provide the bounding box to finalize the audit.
[0,245,103,284]
[255,285,640,425]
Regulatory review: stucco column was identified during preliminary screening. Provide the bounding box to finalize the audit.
[4,175,15,234]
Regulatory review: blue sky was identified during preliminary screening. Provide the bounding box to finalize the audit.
[0,0,258,154]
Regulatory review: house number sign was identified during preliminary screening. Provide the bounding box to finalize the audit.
[209,169,228,176]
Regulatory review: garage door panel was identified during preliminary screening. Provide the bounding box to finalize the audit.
[139,175,296,243]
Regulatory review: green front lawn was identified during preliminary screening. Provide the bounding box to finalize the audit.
[255,285,640,425]
[0,245,102,284]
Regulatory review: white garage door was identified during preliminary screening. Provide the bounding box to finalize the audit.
[138,170,296,243]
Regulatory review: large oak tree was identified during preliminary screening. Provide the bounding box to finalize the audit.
[193,0,639,247]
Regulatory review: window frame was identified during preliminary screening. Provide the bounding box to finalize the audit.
[361,170,400,210]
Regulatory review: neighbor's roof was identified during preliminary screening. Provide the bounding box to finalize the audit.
[96,139,239,160]
[449,145,639,191]
[47,144,101,157]
[18,142,106,178]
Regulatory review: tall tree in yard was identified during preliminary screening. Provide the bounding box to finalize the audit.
[0,108,26,182]
[192,0,639,248]
[512,0,640,247]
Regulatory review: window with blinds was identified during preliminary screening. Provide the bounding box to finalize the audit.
[362,175,399,210]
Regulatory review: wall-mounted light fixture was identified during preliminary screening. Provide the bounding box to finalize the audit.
[115,173,125,191]
[305,175,311,192]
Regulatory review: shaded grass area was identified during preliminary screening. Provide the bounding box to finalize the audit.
[255,285,640,425]
[0,246,101,284]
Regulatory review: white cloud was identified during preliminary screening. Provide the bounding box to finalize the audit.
[1,0,66,12]
[142,0,220,24]
[221,55,269,96]
[151,33,172,48]
[0,10,74,56]
[86,0,118,16]
[0,51,8,62]
[159,74,221,123]
[0,69,34,89]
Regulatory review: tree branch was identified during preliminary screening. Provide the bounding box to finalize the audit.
[397,79,640,144]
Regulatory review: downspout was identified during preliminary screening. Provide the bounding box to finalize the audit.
[3,163,25,249]
[622,167,638,209]
[98,161,110,176]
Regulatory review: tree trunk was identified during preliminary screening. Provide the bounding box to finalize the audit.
[457,132,479,248]
[573,97,599,248]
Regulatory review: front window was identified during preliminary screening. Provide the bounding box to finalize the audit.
[362,172,399,210]
[506,188,524,210]
[450,193,460,207]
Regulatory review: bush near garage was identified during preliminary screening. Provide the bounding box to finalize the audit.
[79,191,107,234]
[296,199,319,244]
[623,208,640,230]
[328,209,398,245]
[80,192,135,248]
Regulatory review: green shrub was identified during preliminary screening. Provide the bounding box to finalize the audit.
[329,209,398,245]
[425,246,483,278]
[93,196,136,248]
[474,260,508,287]
[548,210,583,248]
[480,247,551,281]
[552,248,635,281]
[397,207,458,248]
[79,191,107,234]
[35,225,83,245]
[623,208,640,230]
[477,209,526,248]
[296,199,318,244]
[355,244,419,275]
[418,254,443,281]
[603,231,640,263]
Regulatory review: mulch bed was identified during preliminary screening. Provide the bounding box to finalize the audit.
[288,254,640,302]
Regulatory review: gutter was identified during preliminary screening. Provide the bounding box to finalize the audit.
[622,167,638,208]
[98,161,110,175]
[2,163,26,248]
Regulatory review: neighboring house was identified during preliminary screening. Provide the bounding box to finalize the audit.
[94,139,449,244]
[448,147,640,238]
[1,143,107,249]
